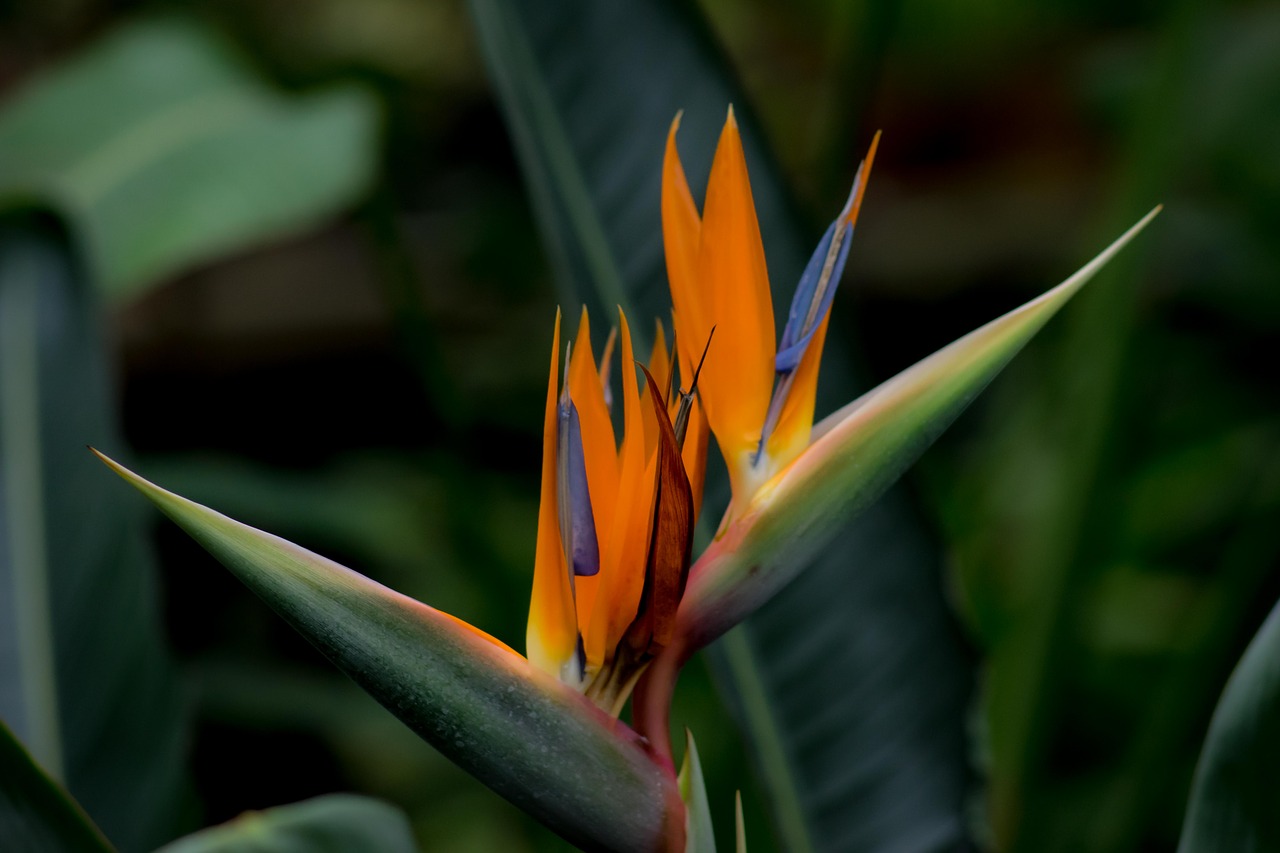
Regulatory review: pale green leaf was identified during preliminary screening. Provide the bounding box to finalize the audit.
[679,730,716,853]
[0,18,378,299]
[94,451,678,853]
[680,208,1162,646]
[735,792,747,853]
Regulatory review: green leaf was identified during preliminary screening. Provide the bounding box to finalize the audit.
[1177,596,1280,852]
[155,795,416,853]
[0,18,378,300]
[679,730,716,853]
[680,210,1161,645]
[0,221,193,851]
[0,719,114,853]
[467,1,975,849]
[95,452,680,853]
[735,792,747,853]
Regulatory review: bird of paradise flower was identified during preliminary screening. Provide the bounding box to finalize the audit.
[95,109,1159,852]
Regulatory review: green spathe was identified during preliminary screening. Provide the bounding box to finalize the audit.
[95,451,680,853]
[679,207,1162,650]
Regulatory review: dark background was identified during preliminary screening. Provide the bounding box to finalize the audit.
[2,0,1277,850]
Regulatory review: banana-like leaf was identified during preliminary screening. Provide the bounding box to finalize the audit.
[0,719,114,853]
[1177,596,1280,852]
[155,795,416,853]
[680,209,1161,646]
[95,452,680,853]
[0,222,193,851]
[0,18,378,300]
[467,1,976,849]
[679,731,715,853]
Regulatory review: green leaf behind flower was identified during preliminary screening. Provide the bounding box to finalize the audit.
[1177,596,1280,852]
[0,222,193,851]
[0,719,114,853]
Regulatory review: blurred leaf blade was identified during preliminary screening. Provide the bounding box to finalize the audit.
[0,220,193,851]
[467,1,974,850]
[0,719,115,853]
[0,17,379,299]
[155,795,416,853]
[1177,597,1280,852]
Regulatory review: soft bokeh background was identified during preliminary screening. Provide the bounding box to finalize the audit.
[1,0,1277,850]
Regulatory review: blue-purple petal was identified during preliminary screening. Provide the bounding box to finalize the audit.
[562,401,600,576]
[775,219,853,373]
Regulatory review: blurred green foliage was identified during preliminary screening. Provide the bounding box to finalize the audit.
[1,0,1277,850]
[0,18,378,299]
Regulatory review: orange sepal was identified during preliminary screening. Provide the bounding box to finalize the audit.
[526,311,580,680]
[642,320,672,457]
[669,308,711,523]
[663,116,708,384]
[648,319,673,397]
[845,130,881,229]
[682,395,710,523]
[766,133,879,470]
[693,108,775,489]
[766,311,830,465]
[585,311,659,668]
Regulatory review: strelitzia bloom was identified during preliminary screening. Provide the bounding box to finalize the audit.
[632,110,1159,760]
[96,106,1158,852]
[526,109,879,722]
[527,306,711,715]
[663,108,876,522]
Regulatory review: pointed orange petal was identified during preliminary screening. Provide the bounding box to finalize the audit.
[598,324,618,404]
[648,319,672,396]
[663,115,708,381]
[585,311,658,668]
[526,311,580,680]
[617,309,650,464]
[669,310,712,524]
[766,311,830,464]
[569,307,619,567]
[641,319,672,457]
[765,133,877,467]
[573,573,600,636]
[682,396,710,525]
[845,130,880,229]
[694,108,775,488]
